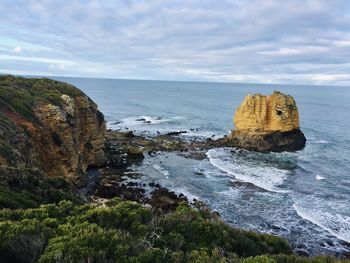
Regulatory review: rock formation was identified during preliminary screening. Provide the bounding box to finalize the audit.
[227,91,306,152]
[0,76,106,186]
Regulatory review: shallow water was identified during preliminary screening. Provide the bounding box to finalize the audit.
[54,77,350,256]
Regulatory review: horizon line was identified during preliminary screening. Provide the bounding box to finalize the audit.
[1,72,349,89]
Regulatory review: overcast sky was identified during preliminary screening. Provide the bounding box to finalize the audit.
[1,0,350,85]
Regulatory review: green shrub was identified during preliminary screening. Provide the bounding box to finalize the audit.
[0,168,81,209]
[0,219,53,263]
[83,198,152,235]
[241,255,277,263]
[38,222,129,263]
[159,203,291,257]
[0,197,346,263]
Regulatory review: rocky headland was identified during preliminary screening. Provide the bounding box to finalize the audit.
[2,76,346,262]
[0,76,307,209]
[0,75,105,187]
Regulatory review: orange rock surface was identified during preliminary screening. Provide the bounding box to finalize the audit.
[234,91,299,132]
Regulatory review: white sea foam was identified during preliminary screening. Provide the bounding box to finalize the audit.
[181,130,221,139]
[152,164,170,178]
[293,203,350,243]
[173,187,201,203]
[122,115,170,125]
[206,148,290,193]
[316,175,325,180]
[315,140,329,144]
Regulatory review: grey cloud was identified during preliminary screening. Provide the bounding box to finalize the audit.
[0,0,349,85]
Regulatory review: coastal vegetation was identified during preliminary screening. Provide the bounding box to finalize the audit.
[0,76,348,262]
[0,198,344,263]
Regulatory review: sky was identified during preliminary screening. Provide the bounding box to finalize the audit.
[1,0,350,86]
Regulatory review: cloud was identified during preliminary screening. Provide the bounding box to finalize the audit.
[0,54,74,65]
[0,0,349,85]
[13,46,22,53]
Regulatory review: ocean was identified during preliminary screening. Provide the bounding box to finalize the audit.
[53,76,350,256]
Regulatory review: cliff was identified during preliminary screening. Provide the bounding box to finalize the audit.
[228,91,306,152]
[0,75,106,186]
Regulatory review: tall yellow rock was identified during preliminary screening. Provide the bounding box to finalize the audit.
[234,91,299,132]
[226,90,306,152]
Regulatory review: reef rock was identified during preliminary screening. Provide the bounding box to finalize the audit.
[227,91,306,152]
[0,76,106,186]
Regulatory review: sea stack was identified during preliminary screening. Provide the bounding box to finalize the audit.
[227,91,306,152]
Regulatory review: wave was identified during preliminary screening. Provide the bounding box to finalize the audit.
[180,130,223,139]
[121,115,170,125]
[316,175,325,180]
[152,164,170,178]
[173,187,201,203]
[293,203,350,243]
[315,140,329,144]
[206,148,290,193]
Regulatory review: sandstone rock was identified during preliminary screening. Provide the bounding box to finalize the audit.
[234,91,299,132]
[0,76,106,186]
[228,91,306,152]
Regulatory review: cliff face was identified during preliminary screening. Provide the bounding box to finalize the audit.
[234,91,299,132]
[228,91,306,152]
[0,76,106,186]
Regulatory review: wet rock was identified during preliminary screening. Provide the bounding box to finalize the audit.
[148,151,157,157]
[226,129,306,153]
[325,239,335,247]
[126,146,144,161]
[97,177,146,202]
[124,131,135,138]
[166,131,188,136]
[149,188,188,212]
[295,249,309,257]
[126,181,138,187]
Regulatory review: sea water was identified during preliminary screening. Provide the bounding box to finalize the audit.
[54,77,350,256]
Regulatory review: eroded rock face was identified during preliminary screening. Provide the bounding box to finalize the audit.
[0,76,106,186]
[34,95,106,185]
[228,91,306,152]
[234,91,299,132]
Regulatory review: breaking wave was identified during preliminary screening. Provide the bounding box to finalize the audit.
[206,148,290,193]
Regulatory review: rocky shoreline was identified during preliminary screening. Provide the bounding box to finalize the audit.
[84,129,221,215]
[3,76,349,261]
[87,89,310,214]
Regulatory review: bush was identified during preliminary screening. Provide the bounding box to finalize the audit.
[38,222,129,263]
[159,203,291,257]
[0,198,346,263]
[0,168,81,209]
[241,255,276,263]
